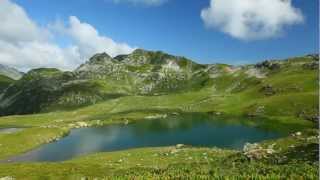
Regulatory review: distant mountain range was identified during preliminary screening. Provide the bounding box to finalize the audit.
[0,64,23,80]
[0,49,318,120]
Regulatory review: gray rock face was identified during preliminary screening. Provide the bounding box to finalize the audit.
[0,64,23,80]
[255,60,280,70]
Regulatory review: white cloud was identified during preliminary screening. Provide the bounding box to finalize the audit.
[0,0,49,43]
[0,0,135,72]
[0,40,81,72]
[111,0,168,6]
[201,0,304,40]
[55,16,134,59]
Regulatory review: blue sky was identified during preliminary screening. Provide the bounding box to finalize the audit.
[1,0,319,70]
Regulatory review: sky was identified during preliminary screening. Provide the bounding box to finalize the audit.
[0,0,318,71]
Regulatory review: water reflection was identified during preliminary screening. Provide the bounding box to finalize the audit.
[5,113,284,162]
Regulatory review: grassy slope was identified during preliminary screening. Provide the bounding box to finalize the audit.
[0,56,318,178]
[214,60,318,119]
[0,75,14,93]
[0,76,316,159]
[0,91,317,179]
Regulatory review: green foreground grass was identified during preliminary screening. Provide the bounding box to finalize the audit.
[0,131,318,179]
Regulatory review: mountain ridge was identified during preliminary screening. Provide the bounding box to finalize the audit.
[0,49,318,119]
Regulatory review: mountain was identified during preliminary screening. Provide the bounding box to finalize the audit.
[0,64,23,80]
[0,50,318,120]
[0,64,21,94]
[0,74,14,94]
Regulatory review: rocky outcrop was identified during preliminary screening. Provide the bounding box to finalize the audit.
[260,84,276,96]
[255,60,280,70]
[243,143,275,160]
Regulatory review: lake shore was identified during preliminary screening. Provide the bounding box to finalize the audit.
[0,130,318,179]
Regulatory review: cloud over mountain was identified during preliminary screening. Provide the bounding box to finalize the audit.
[53,16,134,59]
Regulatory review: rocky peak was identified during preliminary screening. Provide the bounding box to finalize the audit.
[255,60,280,70]
[306,54,319,61]
[132,48,149,55]
[88,52,113,65]
[75,52,117,73]
[119,49,178,66]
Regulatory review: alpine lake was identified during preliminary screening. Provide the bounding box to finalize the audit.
[3,113,285,162]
